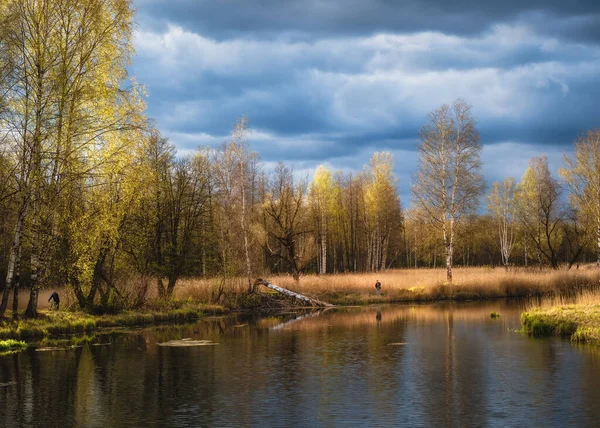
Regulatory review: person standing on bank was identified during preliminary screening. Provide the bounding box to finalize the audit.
[48,290,60,310]
[375,280,381,296]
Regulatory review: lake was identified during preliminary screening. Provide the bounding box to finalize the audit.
[1,300,600,427]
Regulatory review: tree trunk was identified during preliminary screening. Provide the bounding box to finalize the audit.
[446,244,453,283]
[25,230,40,318]
[157,278,166,298]
[71,276,87,309]
[12,244,22,320]
[254,278,331,307]
[597,220,600,268]
[320,228,327,275]
[443,217,453,284]
[240,161,253,292]
[166,275,177,296]
[286,237,300,281]
[0,208,25,316]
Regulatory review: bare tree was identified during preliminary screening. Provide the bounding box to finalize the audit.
[212,117,259,291]
[231,117,255,292]
[263,163,311,281]
[514,156,564,269]
[560,130,600,267]
[412,99,484,283]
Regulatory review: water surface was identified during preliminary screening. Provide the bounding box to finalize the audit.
[1,300,599,427]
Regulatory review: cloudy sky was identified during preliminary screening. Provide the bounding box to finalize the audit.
[131,0,600,204]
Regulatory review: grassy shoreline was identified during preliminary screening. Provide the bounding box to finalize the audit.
[0,339,27,355]
[521,292,600,345]
[0,304,228,341]
[4,266,600,344]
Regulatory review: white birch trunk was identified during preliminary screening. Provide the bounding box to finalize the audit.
[0,207,26,316]
[255,279,332,307]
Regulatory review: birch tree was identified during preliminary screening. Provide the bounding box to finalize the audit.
[487,178,516,267]
[212,117,259,291]
[0,0,142,317]
[364,152,402,271]
[309,165,334,274]
[231,117,255,292]
[412,99,484,283]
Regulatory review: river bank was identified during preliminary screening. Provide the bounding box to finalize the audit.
[521,291,600,345]
[0,304,228,341]
[4,266,600,344]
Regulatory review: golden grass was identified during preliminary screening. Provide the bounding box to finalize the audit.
[526,289,600,310]
[176,265,600,306]
[275,265,600,294]
[175,277,249,302]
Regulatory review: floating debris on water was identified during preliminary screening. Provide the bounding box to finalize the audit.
[157,338,218,347]
[35,346,83,352]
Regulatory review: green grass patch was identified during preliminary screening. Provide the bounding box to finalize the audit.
[0,339,27,355]
[521,304,600,345]
[0,306,212,341]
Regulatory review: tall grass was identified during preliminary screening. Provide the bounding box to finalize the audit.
[176,265,600,306]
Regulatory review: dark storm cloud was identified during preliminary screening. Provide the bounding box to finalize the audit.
[131,0,600,200]
[136,0,600,42]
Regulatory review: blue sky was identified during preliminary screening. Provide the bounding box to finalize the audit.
[131,0,600,204]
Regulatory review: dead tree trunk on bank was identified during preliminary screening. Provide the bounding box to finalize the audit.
[254,278,332,307]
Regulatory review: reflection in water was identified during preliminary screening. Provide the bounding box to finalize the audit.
[1,300,600,427]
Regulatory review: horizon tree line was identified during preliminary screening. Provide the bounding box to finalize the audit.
[0,0,598,317]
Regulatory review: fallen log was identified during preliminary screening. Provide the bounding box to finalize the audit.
[254,278,333,307]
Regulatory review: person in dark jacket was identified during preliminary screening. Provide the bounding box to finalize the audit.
[48,290,60,310]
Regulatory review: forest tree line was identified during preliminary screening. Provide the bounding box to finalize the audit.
[0,0,599,317]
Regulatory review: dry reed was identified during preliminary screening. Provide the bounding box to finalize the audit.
[176,265,600,306]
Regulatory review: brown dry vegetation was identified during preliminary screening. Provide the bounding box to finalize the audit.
[175,265,600,306]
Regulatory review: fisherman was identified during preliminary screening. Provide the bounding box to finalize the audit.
[48,290,60,310]
[375,280,381,296]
